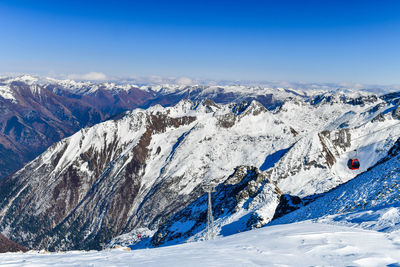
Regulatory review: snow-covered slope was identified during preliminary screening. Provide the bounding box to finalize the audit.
[271,138,400,227]
[0,86,399,251]
[318,206,400,234]
[1,221,400,267]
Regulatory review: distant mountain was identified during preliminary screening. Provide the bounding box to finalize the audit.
[0,87,399,251]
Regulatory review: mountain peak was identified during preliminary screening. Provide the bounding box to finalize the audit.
[7,74,39,85]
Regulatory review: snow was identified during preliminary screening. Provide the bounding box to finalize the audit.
[1,221,400,266]
[5,74,39,85]
[1,74,391,100]
[317,207,400,233]
[0,85,17,103]
[271,149,400,228]
[270,101,400,197]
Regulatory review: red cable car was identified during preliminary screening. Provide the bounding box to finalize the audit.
[347,158,360,170]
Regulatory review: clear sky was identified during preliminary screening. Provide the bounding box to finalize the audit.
[1,0,400,84]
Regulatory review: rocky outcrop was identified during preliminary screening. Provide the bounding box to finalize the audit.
[392,106,400,120]
[0,97,297,251]
[318,129,351,167]
[147,166,281,247]
[311,93,379,106]
[370,138,400,168]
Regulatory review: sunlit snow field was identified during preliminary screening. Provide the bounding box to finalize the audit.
[1,221,400,267]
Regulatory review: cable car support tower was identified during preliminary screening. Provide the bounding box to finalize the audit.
[203,184,216,241]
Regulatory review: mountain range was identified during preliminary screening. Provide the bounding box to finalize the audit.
[0,75,283,179]
[0,77,399,251]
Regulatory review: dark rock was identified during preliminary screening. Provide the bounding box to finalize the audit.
[272,194,303,220]
[0,234,28,253]
[371,113,386,123]
[392,106,400,120]
[147,166,280,248]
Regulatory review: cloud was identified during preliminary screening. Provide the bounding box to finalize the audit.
[68,72,107,81]
[338,82,366,90]
[174,77,193,85]
[125,75,196,85]
[147,75,164,83]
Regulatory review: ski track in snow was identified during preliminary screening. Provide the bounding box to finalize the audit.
[1,221,399,267]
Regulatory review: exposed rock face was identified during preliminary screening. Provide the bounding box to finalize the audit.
[318,128,351,167]
[311,93,378,106]
[0,234,27,253]
[380,91,400,104]
[372,138,400,167]
[272,194,304,220]
[371,113,386,123]
[393,106,400,120]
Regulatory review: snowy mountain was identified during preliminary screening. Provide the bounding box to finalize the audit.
[0,75,286,179]
[0,85,399,251]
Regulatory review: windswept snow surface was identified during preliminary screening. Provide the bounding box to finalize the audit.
[1,221,400,267]
[318,206,400,233]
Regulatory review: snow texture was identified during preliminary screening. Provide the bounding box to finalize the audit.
[1,221,399,267]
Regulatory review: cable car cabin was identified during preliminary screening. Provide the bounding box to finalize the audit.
[347,159,360,170]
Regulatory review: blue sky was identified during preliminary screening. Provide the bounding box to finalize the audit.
[1,0,400,84]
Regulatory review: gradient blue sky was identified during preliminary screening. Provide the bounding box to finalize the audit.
[1,0,400,83]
